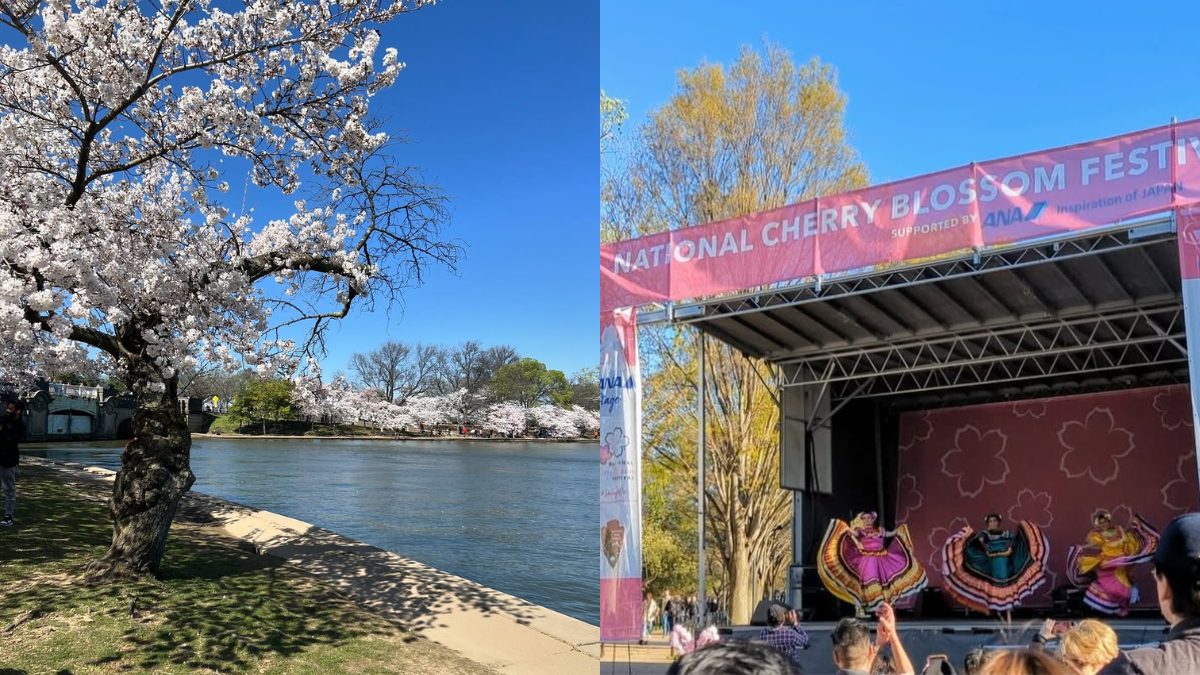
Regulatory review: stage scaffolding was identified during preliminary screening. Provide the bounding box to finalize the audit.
[634,211,1194,614]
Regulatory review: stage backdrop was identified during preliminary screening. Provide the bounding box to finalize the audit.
[896,385,1199,610]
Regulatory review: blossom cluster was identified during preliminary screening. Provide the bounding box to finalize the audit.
[0,0,434,389]
[292,376,599,437]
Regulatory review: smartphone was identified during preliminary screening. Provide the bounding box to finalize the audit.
[1052,620,1074,635]
[923,653,952,675]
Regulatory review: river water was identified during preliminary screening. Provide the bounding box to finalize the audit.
[26,438,599,625]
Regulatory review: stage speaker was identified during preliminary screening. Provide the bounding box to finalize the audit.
[780,383,832,494]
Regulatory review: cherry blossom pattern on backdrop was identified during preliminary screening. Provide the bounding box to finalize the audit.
[940,425,1010,498]
[1057,407,1135,486]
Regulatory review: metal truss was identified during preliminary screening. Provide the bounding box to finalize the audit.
[830,341,1185,398]
[671,219,1174,325]
[806,329,1187,401]
[780,303,1185,388]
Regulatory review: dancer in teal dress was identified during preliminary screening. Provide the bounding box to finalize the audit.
[942,513,1049,619]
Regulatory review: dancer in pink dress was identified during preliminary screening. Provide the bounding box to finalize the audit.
[818,511,927,615]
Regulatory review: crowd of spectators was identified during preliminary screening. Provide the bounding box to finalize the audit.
[663,512,1200,674]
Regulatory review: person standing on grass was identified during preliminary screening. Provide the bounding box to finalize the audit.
[644,591,660,641]
[0,398,25,527]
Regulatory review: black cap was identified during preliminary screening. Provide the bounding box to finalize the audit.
[1154,513,1200,575]
[768,602,792,625]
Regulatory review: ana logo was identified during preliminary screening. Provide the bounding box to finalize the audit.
[984,201,1046,228]
[601,427,629,464]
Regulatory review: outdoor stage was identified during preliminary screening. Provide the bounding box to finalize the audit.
[600,119,1200,645]
[603,618,1172,675]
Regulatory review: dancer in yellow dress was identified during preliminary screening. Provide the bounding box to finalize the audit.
[1067,510,1158,616]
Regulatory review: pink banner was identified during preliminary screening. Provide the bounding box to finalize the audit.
[600,308,643,641]
[602,119,1200,312]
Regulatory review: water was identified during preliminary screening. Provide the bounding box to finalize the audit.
[26,438,599,625]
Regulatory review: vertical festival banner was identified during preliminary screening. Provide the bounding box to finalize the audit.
[600,307,643,642]
[1177,117,1200,495]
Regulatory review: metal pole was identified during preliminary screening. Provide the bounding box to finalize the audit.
[697,330,707,626]
[874,405,886,525]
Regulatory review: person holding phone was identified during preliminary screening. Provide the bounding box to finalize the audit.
[1059,620,1119,675]
[832,602,915,675]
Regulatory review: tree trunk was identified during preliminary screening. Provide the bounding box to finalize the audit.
[728,539,755,624]
[86,377,195,581]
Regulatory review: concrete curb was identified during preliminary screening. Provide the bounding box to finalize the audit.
[30,458,601,674]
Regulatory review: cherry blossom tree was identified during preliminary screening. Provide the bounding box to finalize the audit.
[0,0,458,579]
[479,401,526,437]
[569,405,600,436]
[528,404,580,438]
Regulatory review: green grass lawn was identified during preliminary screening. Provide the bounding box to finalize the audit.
[0,465,494,674]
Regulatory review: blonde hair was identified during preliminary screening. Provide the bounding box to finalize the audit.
[1059,619,1119,667]
[979,649,1074,675]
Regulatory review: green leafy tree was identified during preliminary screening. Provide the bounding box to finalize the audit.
[642,460,697,596]
[600,90,626,154]
[228,379,296,436]
[605,43,866,623]
[490,358,571,408]
[568,367,600,410]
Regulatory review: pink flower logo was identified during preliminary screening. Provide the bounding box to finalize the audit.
[1154,386,1193,431]
[1012,400,1047,419]
[895,474,923,523]
[1058,407,1134,486]
[941,425,1010,498]
[1007,489,1053,528]
[602,427,628,465]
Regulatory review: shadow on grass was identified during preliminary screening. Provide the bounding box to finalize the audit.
[0,464,112,574]
[172,478,550,641]
[1,464,398,672]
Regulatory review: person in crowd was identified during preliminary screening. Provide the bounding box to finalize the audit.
[666,640,799,675]
[669,592,687,634]
[979,648,1075,672]
[0,398,25,527]
[818,511,928,617]
[942,513,1049,620]
[1067,511,1159,616]
[979,649,1073,675]
[963,648,989,675]
[832,602,915,675]
[662,590,674,636]
[643,590,660,642]
[1058,619,1119,675]
[754,603,809,666]
[871,652,897,674]
[1101,512,1200,673]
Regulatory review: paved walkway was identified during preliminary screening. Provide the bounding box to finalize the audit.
[33,458,600,675]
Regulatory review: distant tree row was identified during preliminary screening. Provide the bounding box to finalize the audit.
[221,376,599,439]
[345,340,598,414]
[165,340,597,413]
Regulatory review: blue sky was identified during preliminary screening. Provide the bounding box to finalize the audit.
[295,0,599,378]
[602,1,1200,195]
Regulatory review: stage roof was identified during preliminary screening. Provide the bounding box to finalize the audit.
[650,216,1190,408]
